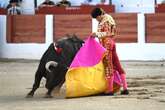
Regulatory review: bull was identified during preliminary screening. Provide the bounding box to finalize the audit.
[26,35,84,98]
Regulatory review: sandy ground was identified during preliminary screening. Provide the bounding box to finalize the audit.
[0,59,165,110]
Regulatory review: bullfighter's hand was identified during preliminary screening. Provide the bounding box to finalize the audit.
[90,32,97,38]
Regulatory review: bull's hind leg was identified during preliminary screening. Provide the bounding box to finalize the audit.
[44,76,65,98]
[44,71,54,98]
[44,87,54,98]
[44,79,64,98]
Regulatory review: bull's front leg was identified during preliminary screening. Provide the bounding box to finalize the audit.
[26,70,43,98]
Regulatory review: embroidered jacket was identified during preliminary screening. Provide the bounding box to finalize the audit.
[95,14,116,38]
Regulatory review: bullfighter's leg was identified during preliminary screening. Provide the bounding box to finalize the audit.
[112,43,129,95]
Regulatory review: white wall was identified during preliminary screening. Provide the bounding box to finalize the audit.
[20,0,35,14]
[1,14,165,60]
[112,0,155,13]
[0,0,9,8]
[157,0,165,4]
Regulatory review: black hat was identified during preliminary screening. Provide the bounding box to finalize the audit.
[91,7,105,18]
[10,0,19,3]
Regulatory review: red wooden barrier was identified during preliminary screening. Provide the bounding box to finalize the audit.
[54,13,138,43]
[146,13,165,43]
[54,14,92,41]
[7,15,45,43]
[0,8,7,15]
[111,13,138,43]
[6,14,137,43]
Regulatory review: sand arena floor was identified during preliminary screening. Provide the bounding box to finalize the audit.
[0,59,165,110]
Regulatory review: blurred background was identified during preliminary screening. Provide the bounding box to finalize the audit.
[0,0,165,60]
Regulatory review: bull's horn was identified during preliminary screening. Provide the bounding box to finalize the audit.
[45,61,58,72]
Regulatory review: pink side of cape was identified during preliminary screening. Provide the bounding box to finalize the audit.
[70,37,106,68]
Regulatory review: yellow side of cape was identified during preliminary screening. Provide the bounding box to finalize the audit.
[66,61,107,98]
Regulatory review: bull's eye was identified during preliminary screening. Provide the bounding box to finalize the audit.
[55,47,62,54]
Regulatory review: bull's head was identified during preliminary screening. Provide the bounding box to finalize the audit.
[47,34,84,72]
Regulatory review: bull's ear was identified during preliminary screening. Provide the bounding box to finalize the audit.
[73,36,84,44]
[72,34,77,37]
[81,40,85,44]
[65,34,70,38]
[71,34,80,41]
[73,34,81,40]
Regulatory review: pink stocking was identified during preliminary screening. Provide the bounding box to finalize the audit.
[121,74,128,90]
[106,74,114,92]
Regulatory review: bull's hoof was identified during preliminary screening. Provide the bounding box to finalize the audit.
[44,94,53,98]
[26,94,33,98]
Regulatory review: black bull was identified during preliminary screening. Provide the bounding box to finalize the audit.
[26,36,84,98]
